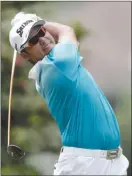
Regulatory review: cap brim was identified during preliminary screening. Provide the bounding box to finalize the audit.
[31,20,46,28]
[27,20,46,40]
[21,20,46,48]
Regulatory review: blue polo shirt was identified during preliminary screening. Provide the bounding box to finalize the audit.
[34,40,120,150]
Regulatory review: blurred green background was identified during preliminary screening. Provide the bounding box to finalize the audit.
[1,1,131,175]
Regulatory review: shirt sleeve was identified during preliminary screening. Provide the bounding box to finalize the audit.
[47,40,81,81]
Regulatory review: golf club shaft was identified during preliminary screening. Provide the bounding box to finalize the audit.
[7,50,17,146]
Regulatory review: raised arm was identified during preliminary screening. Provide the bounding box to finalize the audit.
[44,22,79,48]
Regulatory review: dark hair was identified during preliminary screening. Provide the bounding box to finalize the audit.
[21,49,36,66]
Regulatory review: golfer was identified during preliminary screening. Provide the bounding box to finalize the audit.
[9,12,129,175]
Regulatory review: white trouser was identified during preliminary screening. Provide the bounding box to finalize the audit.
[53,146,129,175]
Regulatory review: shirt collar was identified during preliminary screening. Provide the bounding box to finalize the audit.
[28,61,41,80]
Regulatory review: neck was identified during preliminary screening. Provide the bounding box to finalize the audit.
[28,59,37,65]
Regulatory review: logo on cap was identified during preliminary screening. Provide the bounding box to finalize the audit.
[16,20,33,37]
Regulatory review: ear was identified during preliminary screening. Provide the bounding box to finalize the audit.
[20,52,29,60]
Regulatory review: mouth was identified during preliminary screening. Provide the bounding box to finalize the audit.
[39,39,54,54]
[40,41,50,51]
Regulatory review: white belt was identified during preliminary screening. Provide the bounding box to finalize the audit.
[61,146,122,160]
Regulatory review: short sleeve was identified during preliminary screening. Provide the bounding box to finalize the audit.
[47,40,81,81]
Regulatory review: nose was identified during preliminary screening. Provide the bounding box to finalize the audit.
[38,37,45,46]
[38,37,46,46]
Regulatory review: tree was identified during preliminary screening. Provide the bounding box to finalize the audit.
[1,2,89,175]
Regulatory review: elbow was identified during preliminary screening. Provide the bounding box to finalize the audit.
[63,25,74,33]
[68,27,79,48]
[67,26,74,33]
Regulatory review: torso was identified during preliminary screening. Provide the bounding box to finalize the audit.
[36,56,120,150]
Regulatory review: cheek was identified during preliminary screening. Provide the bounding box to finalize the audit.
[45,33,55,43]
[30,44,43,55]
[28,44,45,60]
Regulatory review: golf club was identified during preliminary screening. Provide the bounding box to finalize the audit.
[7,50,25,160]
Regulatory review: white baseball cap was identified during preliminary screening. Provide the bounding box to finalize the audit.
[9,12,46,53]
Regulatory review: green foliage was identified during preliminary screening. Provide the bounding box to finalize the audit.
[11,122,61,153]
[115,93,131,175]
[1,2,63,174]
[71,21,89,41]
[2,165,40,175]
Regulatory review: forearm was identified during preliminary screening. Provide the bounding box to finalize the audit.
[44,22,69,41]
[44,22,79,47]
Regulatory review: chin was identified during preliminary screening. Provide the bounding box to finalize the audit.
[39,56,45,61]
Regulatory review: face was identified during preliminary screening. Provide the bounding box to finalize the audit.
[21,25,55,64]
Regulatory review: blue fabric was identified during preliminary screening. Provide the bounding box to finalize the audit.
[36,40,120,150]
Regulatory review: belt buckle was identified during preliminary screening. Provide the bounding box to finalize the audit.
[106,148,121,160]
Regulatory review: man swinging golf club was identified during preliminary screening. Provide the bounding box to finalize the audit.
[9,12,129,175]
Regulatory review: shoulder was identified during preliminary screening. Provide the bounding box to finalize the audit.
[48,40,79,62]
[51,39,78,52]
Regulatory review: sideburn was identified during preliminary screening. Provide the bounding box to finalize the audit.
[21,51,37,65]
